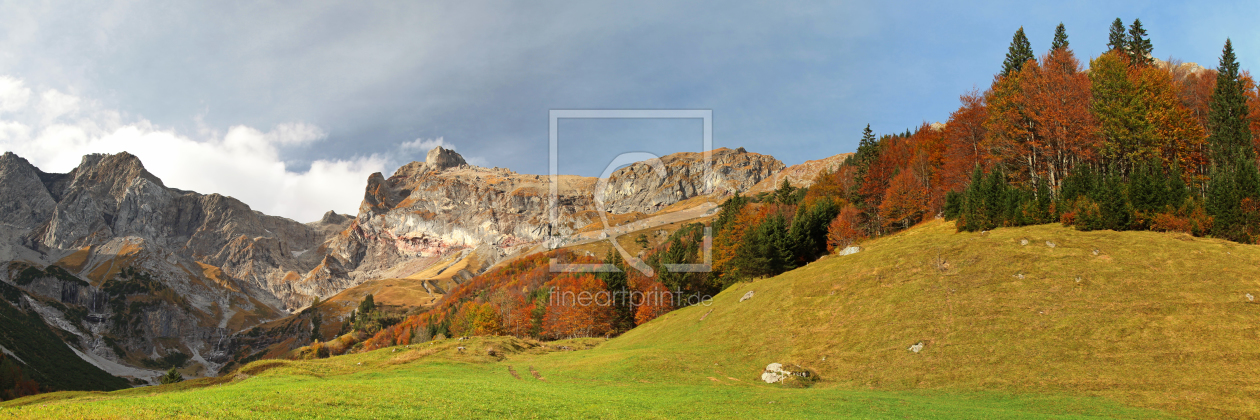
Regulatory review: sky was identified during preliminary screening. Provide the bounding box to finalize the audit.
[0,0,1256,222]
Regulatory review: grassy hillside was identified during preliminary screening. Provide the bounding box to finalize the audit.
[11,219,1260,417]
[1,336,1166,419]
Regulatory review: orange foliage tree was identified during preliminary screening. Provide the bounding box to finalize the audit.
[632,280,673,326]
[1020,46,1099,190]
[825,205,864,252]
[940,90,990,193]
[542,274,612,339]
[879,165,930,228]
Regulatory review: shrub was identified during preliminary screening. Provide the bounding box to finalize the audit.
[159,367,183,385]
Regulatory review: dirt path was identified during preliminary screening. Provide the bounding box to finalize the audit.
[507,366,522,380]
[528,366,546,381]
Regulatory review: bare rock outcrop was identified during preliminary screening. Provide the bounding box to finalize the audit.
[598,148,783,214]
[323,147,785,283]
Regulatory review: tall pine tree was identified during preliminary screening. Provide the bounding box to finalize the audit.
[1126,19,1153,66]
[1051,23,1069,50]
[1106,18,1127,52]
[1207,39,1254,165]
[849,124,880,206]
[1001,27,1035,77]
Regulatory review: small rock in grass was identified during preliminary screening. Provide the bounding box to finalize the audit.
[761,363,787,383]
[1020,239,1029,246]
[740,291,755,303]
[908,342,925,353]
[838,246,861,256]
[1045,241,1056,248]
[1248,293,1255,302]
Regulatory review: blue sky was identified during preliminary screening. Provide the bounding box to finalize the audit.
[0,1,1255,221]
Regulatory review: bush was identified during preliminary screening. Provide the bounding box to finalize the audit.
[158,367,183,385]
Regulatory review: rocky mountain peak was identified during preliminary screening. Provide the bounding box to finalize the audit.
[0,151,56,227]
[425,146,467,171]
[67,152,165,200]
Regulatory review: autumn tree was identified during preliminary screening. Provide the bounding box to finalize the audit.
[450,301,503,337]
[1020,45,1098,191]
[1135,64,1207,183]
[880,168,929,229]
[543,274,611,339]
[825,205,864,252]
[1091,51,1152,172]
[940,90,989,192]
[633,280,673,326]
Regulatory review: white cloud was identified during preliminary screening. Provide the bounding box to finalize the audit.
[0,75,387,223]
[398,137,450,154]
[397,136,490,167]
[0,77,31,113]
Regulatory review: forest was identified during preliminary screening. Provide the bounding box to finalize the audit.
[301,18,1259,355]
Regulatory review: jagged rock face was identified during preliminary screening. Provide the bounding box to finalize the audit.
[0,151,348,379]
[425,146,467,171]
[325,147,784,281]
[14,153,330,310]
[598,148,784,214]
[327,160,597,280]
[0,152,57,227]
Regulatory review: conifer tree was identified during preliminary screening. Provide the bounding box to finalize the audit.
[159,367,183,385]
[1167,161,1188,208]
[1126,19,1154,66]
[1207,39,1254,165]
[1001,27,1035,77]
[743,214,794,277]
[1128,159,1166,215]
[597,250,634,333]
[789,198,840,262]
[983,168,1008,228]
[1100,167,1131,230]
[1207,158,1241,240]
[958,166,987,231]
[774,179,797,205]
[850,124,881,205]
[1051,23,1069,50]
[1107,18,1127,52]
[712,192,746,235]
[357,294,376,317]
[1035,177,1053,222]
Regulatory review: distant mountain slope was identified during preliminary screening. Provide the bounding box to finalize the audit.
[0,282,129,393]
[0,146,789,379]
[0,152,342,380]
[319,146,781,287]
[747,152,851,193]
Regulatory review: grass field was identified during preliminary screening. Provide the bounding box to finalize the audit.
[0,337,1169,419]
[11,219,1260,418]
